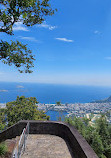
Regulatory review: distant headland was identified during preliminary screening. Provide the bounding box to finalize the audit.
[91,95,111,103]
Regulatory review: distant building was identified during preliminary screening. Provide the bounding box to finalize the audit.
[0,103,6,108]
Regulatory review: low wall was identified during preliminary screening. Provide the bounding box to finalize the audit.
[0,122,27,141]
[0,121,98,158]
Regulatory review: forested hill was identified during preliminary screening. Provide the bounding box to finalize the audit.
[92,96,111,103]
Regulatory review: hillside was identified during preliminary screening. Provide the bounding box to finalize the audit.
[92,96,111,103]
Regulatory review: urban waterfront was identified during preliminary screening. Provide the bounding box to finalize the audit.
[38,102,111,123]
[0,102,111,122]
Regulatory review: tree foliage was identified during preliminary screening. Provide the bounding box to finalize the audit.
[56,101,61,106]
[6,96,50,126]
[0,143,7,156]
[0,0,56,73]
[0,108,6,131]
[0,40,35,73]
[65,116,111,158]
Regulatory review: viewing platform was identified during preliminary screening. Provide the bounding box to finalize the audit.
[21,134,71,158]
[0,121,98,158]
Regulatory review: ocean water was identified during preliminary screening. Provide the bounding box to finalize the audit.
[46,110,68,121]
[0,82,111,103]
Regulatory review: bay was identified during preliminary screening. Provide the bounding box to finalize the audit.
[45,110,68,121]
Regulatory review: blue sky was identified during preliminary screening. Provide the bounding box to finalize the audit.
[1,0,111,86]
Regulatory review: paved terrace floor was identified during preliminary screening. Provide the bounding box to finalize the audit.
[21,134,72,158]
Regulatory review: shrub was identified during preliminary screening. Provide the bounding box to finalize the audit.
[0,143,7,156]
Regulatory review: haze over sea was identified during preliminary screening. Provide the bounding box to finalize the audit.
[0,82,111,103]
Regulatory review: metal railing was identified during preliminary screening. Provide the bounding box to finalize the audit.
[13,122,29,158]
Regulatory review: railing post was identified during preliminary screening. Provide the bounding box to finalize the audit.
[18,145,20,158]
[28,122,29,135]
[24,132,25,151]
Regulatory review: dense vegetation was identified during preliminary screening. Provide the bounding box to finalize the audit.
[0,143,7,157]
[65,116,111,158]
[0,108,6,131]
[0,96,49,128]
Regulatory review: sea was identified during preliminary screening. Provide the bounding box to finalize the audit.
[0,82,111,120]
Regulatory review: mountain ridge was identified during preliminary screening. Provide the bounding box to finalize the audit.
[91,96,111,103]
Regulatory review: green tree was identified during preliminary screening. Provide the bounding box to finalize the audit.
[56,101,61,106]
[95,116,111,158]
[56,101,64,121]
[6,96,49,126]
[82,117,89,126]
[0,108,7,131]
[89,113,94,121]
[65,115,111,158]
[0,0,56,73]
[91,131,104,157]
[0,143,7,157]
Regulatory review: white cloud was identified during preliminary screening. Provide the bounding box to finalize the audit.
[55,38,74,42]
[36,22,57,30]
[18,36,38,42]
[105,57,111,60]
[49,26,57,30]
[16,85,24,88]
[94,30,101,35]
[13,22,29,31]
[0,89,8,92]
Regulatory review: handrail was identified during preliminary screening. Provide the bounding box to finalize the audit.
[18,128,25,158]
[13,122,29,158]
